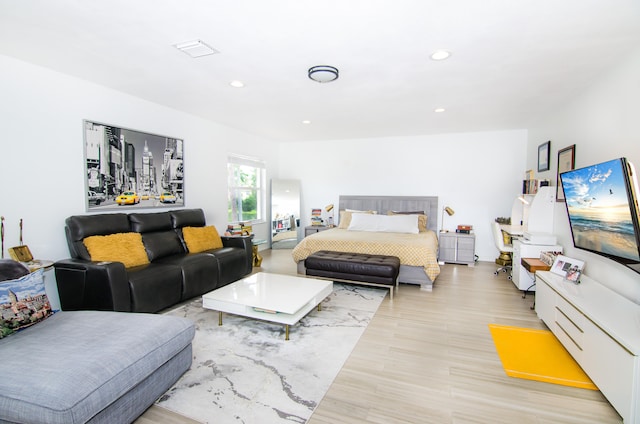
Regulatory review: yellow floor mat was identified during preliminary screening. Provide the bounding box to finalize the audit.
[488,324,597,390]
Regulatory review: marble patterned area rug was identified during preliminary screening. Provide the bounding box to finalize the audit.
[156,283,386,424]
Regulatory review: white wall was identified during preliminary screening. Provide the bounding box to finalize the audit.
[0,54,278,263]
[278,130,528,261]
[527,48,640,303]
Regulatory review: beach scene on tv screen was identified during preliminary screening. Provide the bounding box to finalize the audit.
[562,159,640,262]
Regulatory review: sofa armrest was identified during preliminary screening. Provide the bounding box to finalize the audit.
[54,259,132,312]
[221,235,253,274]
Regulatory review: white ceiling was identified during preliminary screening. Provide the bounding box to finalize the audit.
[1,0,639,142]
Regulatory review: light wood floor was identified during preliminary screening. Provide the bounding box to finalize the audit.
[137,250,622,424]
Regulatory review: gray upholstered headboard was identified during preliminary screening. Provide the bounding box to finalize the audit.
[338,195,439,232]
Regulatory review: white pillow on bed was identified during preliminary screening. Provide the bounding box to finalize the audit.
[348,213,419,234]
[338,210,376,229]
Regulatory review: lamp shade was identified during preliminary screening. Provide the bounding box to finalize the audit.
[441,206,455,232]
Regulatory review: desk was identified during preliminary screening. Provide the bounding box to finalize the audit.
[521,257,550,273]
[520,257,551,306]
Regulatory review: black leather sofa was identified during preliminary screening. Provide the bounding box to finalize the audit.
[54,208,252,313]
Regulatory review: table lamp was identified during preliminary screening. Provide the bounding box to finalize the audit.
[325,204,334,227]
[440,206,455,232]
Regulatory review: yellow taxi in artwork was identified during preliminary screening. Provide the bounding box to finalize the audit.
[159,191,177,203]
[116,191,140,205]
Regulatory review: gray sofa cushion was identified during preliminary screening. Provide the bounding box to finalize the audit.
[0,310,194,424]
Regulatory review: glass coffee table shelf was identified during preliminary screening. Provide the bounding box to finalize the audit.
[202,272,333,340]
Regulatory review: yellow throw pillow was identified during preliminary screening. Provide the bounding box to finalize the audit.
[183,226,223,253]
[83,232,150,268]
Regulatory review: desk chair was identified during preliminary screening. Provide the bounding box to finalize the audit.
[491,221,513,279]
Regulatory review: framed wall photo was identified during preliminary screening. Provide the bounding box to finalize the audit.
[538,141,551,172]
[556,144,576,202]
[83,120,184,211]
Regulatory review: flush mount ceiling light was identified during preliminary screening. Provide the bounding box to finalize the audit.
[434,108,446,113]
[173,40,219,58]
[308,65,339,83]
[430,50,451,61]
[229,80,245,88]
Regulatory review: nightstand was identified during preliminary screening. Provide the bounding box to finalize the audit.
[438,232,475,266]
[305,225,330,237]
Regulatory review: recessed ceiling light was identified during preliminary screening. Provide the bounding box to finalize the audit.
[173,40,219,58]
[430,50,451,61]
[302,120,311,124]
[230,80,245,88]
[434,108,446,113]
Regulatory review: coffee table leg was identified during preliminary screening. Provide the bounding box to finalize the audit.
[285,324,289,341]
[218,311,223,326]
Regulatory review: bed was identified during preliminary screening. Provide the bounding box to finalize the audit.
[292,195,441,291]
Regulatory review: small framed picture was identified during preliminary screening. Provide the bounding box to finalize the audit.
[8,245,34,262]
[538,140,551,172]
[556,144,576,202]
[551,254,585,283]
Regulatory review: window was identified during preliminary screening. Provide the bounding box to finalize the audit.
[227,154,266,223]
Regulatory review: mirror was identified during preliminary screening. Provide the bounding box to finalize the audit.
[271,179,301,249]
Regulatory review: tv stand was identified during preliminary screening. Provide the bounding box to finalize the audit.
[535,271,640,423]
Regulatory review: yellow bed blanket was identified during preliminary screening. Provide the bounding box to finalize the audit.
[292,228,440,281]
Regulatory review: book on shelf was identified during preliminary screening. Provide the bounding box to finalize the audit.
[522,179,538,194]
[455,224,473,234]
[228,223,256,236]
[226,224,243,236]
[311,208,324,226]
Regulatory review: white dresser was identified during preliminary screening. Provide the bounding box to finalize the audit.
[536,271,640,423]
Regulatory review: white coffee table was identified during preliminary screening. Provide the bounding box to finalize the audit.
[202,272,333,340]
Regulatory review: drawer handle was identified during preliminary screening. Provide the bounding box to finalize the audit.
[555,321,583,351]
[555,306,583,333]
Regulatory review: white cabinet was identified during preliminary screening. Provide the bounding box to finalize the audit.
[512,239,561,291]
[438,232,475,266]
[536,271,640,424]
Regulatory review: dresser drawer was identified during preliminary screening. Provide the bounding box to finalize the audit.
[555,307,584,354]
[554,294,585,356]
[555,294,585,332]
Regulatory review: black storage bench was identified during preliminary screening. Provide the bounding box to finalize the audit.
[304,250,400,299]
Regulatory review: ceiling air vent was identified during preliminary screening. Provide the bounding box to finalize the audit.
[173,40,219,58]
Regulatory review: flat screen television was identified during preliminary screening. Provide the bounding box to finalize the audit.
[560,157,640,274]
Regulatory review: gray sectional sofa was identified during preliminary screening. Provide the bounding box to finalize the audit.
[0,260,195,424]
[1,208,251,423]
